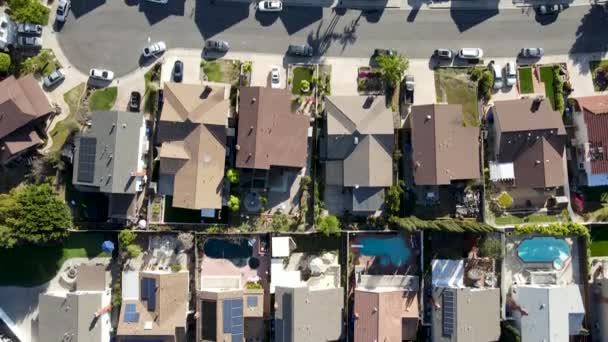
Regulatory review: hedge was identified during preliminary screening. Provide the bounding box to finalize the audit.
[389,216,497,233]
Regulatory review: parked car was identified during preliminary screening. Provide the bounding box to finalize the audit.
[256,0,283,12]
[142,41,166,58]
[404,75,415,92]
[55,0,71,22]
[433,48,453,60]
[520,47,544,58]
[270,66,280,89]
[536,4,562,15]
[204,40,229,52]
[129,91,141,112]
[89,68,114,81]
[43,69,65,89]
[491,62,503,90]
[144,0,169,4]
[458,48,483,60]
[173,60,183,83]
[18,36,42,48]
[505,62,516,87]
[372,48,397,61]
[18,23,42,36]
[287,44,313,57]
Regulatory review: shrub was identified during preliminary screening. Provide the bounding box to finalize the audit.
[389,216,496,233]
[126,244,142,258]
[270,212,293,232]
[470,68,483,81]
[245,281,262,289]
[0,53,10,73]
[385,181,404,218]
[317,215,341,236]
[242,62,252,74]
[376,53,410,87]
[300,80,310,93]
[480,238,503,260]
[206,225,221,233]
[479,70,494,103]
[171,263,182,272]
[118,230,136,247]
[228,195,240,212]
[496,191,514,209]
[226,168,240,184]
[8,0,50,25]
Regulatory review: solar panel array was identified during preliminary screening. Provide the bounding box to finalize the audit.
[222,298,243,341]
[77,137,97,183]
[123,303,140,323]
[141,277,157,311]
[442,290,455,337]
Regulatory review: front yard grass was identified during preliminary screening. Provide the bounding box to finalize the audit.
[48,83,85,155]
[539,66,557,109]
[201,59,241,84]
[589,60,608,92]
[518,67,534,94]
[434,68,479,127]
[292,66,314,95]
[89,87,117,111]
[0,233,111,287]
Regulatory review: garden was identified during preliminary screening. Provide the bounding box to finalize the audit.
[357,66,385,94]
[517,66,534,94]
[434,68,480,127]
[590,59,608,92]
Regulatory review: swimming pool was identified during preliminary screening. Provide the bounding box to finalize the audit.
[517,237,571,270]
[356,236,411,267]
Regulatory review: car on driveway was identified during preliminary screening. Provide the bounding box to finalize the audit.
[18,36,42,48]
[287,44,313,57]
[204,40,229,52]
[173,60,183,82]
[536,4,562,15]
[142,41,166,58]
[43,69,65,89]
[129,91,141,112]
[256,0,283,11]
[372,48,397,60]
[505,62,516,87]
[520,47,544,58]
[18,23,42,36]
[458,48,483,60]
[55,0,70,22]
[433,48,453,60]
[491,62,503,90]
[270,66,280,88]
[89,68,114,81]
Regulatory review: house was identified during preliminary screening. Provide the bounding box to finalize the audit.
[72,111,147,222]
[572,95,608,186]
[236,86,309,171]
[322,95,394,215]
[117,271,189,342]
[510,284,585,341]
[0,74,54,164]
[38,264,111,342]
[0,13,17,50]
[410,104,480,185]
[157,82,230,214]
[354,275,419,341]
[490,98,567,208]
[431,259,500,342]
[274,286,344,342]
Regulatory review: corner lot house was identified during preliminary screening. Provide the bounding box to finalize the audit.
[489,98,567,209]
[72,111,147,222]
[572,95,608,186]
[0,74,54,164]
[322,95,394,216]
[157,82,230,216]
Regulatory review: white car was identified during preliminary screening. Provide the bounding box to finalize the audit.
[55,0,70,22]
[491,63,503,90]
[505,62,516,87]
[89,68,114,81]
[142,41,166,58]
[458,48,483,60]
[270,66,281,88]
[144,0,169,3]
[256,0,283,12]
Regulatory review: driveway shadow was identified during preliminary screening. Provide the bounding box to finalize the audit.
[139,0,186,25]
[279,7,323,34]
[569,5,608,74]
[195,0,250,39]
[139,53,164,67]
[362,8,384,23]
[450,0,499,32]
[255,10,280,26]
[71,0,107,18]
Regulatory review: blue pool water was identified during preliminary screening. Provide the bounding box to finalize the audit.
[517,237,570,268]
[358,236,411,267]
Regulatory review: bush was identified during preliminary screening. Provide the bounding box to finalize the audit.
[19,50,54,76]
[118,230,136,247]
[496,191,514,209]
[479,70,494,103]
[385,181,404,218]
[8,0,50,25]
[126,244,142,258]
[245,281,262,289]
[389,216,496,233]
[470,68,483,81]
[300,80,310,93]
[270,212,294,232]
[317,215,341,236]
[0,53,10,73]
[228,195,240,212]
[171,263,182,272]
[480,238,503,260]
[226,168,240,184]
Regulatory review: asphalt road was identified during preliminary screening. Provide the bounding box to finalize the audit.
[57,0,608,76]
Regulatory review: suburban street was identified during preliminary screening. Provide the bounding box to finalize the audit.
[57,0,608,76]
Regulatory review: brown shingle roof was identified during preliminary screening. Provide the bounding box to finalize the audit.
[0,74,53,140]
[236,87,309,170]
[411,104,480,185]
[158,83,229,210]
[575,95,608,174]
[493,98,566,134]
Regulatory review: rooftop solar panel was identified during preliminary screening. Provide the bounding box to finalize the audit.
[77,137,97,183]
[124,312,140,323]
[147,278,156,312]
[222,298,243,338]
[125,303,137,313]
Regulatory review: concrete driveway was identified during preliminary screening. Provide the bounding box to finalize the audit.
[161,54,202,85]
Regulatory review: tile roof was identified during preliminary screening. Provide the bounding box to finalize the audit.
[410,104,480,185]
[236,87,309,170]
[576,95,608,174]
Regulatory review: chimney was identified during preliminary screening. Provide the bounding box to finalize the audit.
[252,97,256,103]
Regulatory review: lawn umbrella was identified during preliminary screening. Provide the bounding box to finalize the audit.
[101,240,115,253]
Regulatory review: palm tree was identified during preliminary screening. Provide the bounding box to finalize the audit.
[376,53,409,88]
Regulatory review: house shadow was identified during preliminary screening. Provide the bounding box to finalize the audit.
[194,0,250,39]
[449,0,499,32]
[406,0,428,23]
[569,5,608,74]
[255,10,280,27]
[139,0,186,25]
[279,6,323,35]
[70,0,107,18]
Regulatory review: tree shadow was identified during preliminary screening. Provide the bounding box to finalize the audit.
[569,5,608,74]
[449,1,499,32]
[337,14,361,52]
[279,6,324,35]
[406,0,428,23]
[305,14,342,56]
[70,0,107,18]
[139,0,186,25]
[194,0,250,39]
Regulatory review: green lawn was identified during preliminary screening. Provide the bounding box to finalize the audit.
[591,226,608,256]
[518,67,534,94]
[49,83,85,155]
[201,60,224,82]
[495,213,560,226]
[292,66,314,95]
[434,68,479,127]
[539,66,557,109]
[495,214,524,226]
[0,233,111,287]
[89,87,117,111]
[589,60,608,92]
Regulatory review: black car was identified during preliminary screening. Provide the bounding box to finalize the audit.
[204,40,229,52]
[173,60,183,83]
[536,4,563,15]
[287,44,313,57]
[433,48,453,60]
[372,48,397,60]
[129,91,141,112]
[18,23,42,36]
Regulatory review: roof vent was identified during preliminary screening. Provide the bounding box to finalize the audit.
[252,97,257,103]
[354,137,359,145]
[122,123,127,128]
[235,145,240,151]
[535,160,541,165]
[144,321,153,330]
[249,126,254,135]
[425,114,432,120]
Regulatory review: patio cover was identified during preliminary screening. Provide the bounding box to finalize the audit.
[121,270,139,300]
[270,258,304,293]
[431,259,464,288]
[489,161,515,181]
[272,236,292,257]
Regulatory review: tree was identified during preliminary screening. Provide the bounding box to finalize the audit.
[20,50,54,76]
[317,215,341,236]
[8,0,50,25]
[479,70,494,103]
[385,181,404,218]
[0,182,71,248]
[226,168,240,184]
[480,238,503,260]
[496,191,514,209]
[376,53,409,87]
[118,230,136,247]
[126,244,142,258]
[228,195,240,212]
[0,53,10,73]
[270,212,294,232]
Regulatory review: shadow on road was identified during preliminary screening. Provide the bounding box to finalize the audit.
[569,5,608,74]
[280,7,323,34]
[406,0,429,22]
[306,14,341,56]
[195,0,250,39]
[71,0,107,18]
[139,0,186,25]
[449,0,499,32]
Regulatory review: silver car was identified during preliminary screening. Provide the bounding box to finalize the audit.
[505,62,516,87]
[18,36,42,47]
[43,69,65,88]
[204,40,229,52]
[491,63,503,90]
[521,48,544,58]
[458,48,483,60]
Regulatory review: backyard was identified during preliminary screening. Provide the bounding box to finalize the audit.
[89,87,117,111]
[291,66,314,95]
[591,225,608,257]
[590,59,608,91]
[434,68,479,127]
[518,67,534,94]
[0,233,112,287]
[48,83,85,155]
[494,213,561,226]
